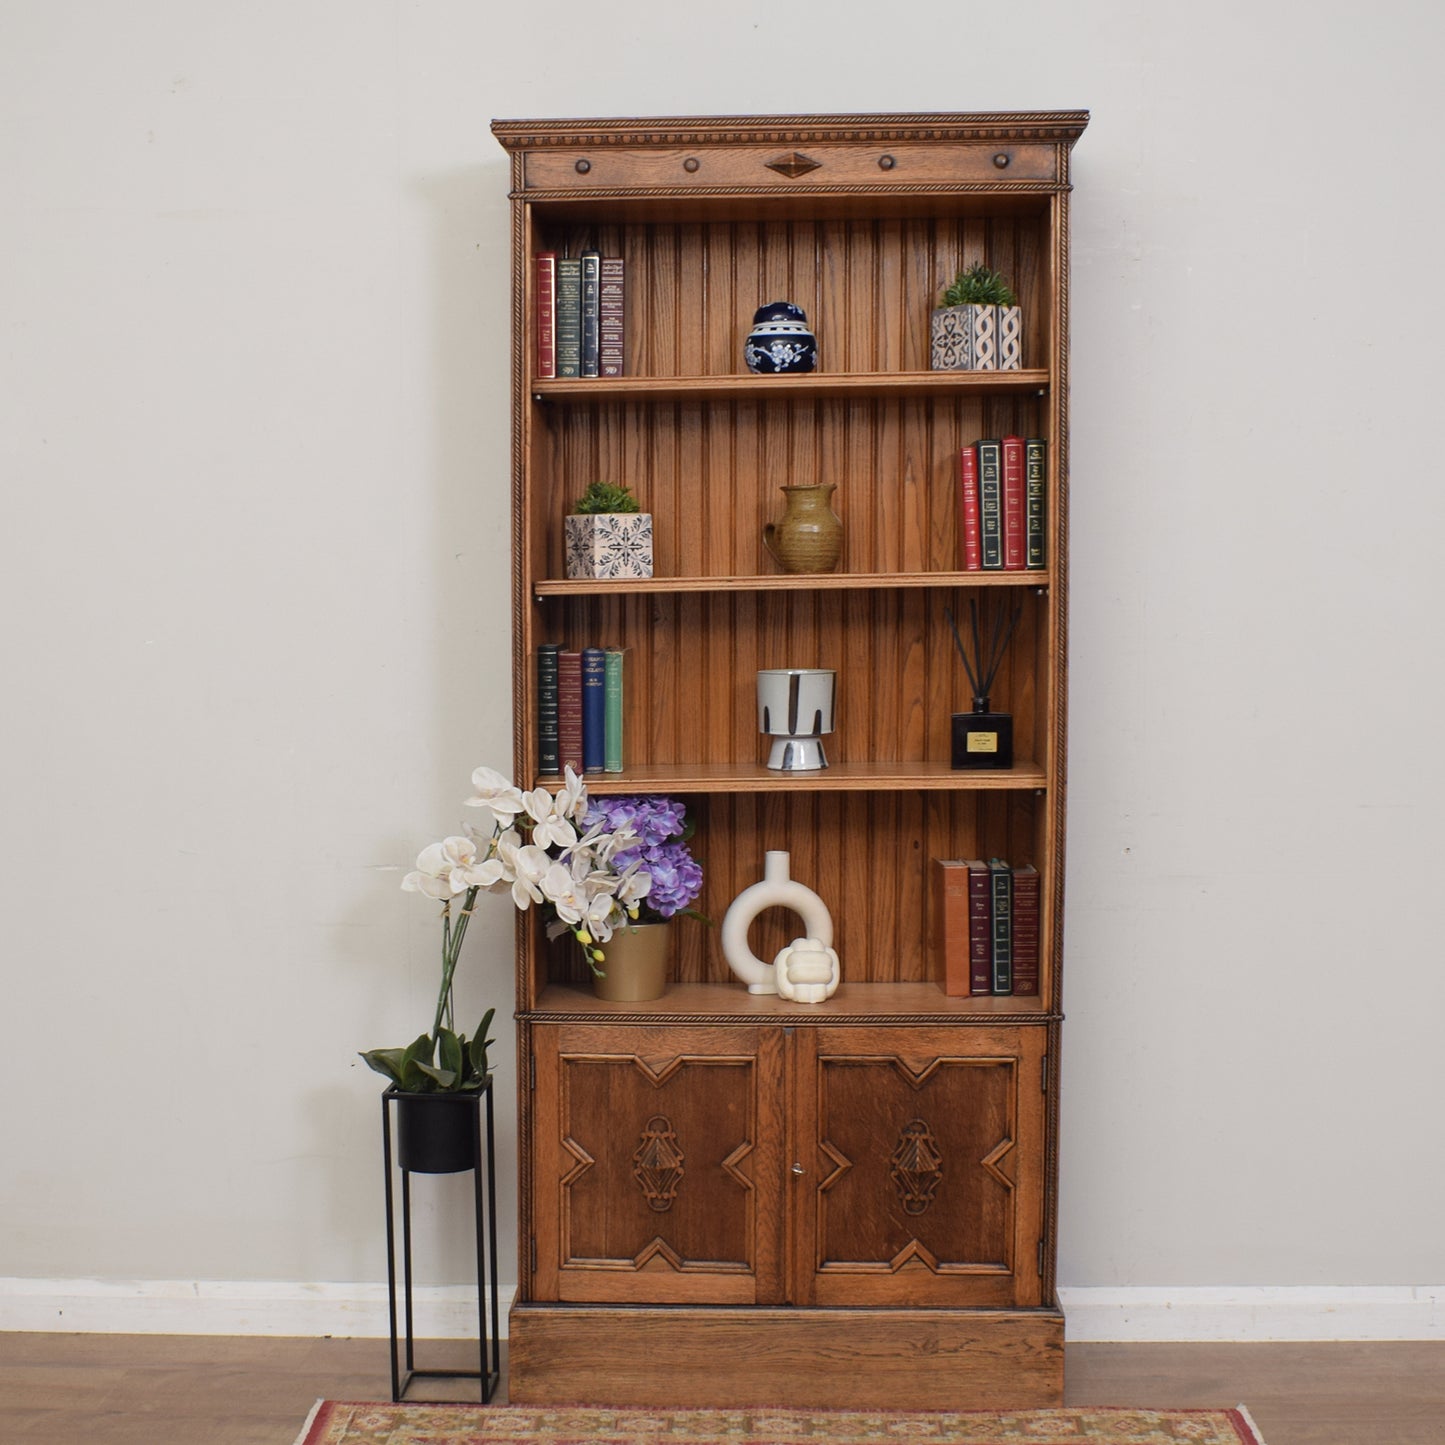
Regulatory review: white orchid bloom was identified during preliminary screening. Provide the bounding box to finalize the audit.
[470,856,511,891]
[539,862,586,924]
[401,868,452,900]
[579,864,619,897]
[508,843,551,910]
[526,788,578,851]
[583,891,622,941]
[617,864,652,907]
[402,836,491,897]
[593,823,637,864]
[465,766,527,828]
[485,828,523,884]
[556,766,588,823]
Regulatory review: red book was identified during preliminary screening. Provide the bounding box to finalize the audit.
[599,256,625,377]
[1011,864,1041,995]
[557,649,583,773]
[932,858,972,997]
[959,445,982,571]
[1001,435,1026,570]
[535,251,557,380]
[967,860,993,995]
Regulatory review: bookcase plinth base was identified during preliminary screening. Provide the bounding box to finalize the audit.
[507,1302,1065,1409]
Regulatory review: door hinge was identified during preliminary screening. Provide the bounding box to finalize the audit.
[1039,1239,1046,1276]
[1041,1053,1049,1093]
[530,1054,536,1091]
[531,1237,537,1274]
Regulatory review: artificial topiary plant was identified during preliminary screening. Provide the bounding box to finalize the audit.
[941,261,1018,309]
[572,480,640,515]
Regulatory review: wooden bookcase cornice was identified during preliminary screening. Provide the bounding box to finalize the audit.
[491,111,1091,150]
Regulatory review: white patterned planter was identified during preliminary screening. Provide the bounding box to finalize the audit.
[564,511,654,580]
[997,305,1023,370]
[931,303,1021,371]
[930,305,974,370]
[971,305,998,369]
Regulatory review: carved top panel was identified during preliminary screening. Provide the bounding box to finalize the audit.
[491,111,1090,150]
[493,113,1087,203]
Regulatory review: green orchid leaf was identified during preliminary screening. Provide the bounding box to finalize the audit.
[414,1061,458,1089]
[468,1008,496,1077]
[401,1033,434,1069]
[437,1027,464,1081]
[358,1049,406,1085]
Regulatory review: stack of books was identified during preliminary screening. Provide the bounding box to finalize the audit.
[535,249,626,379]
[931,856,1040,997]
[537,644,625,775]
[958,437,1047,571]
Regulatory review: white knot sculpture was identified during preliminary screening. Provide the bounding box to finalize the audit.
[720,851,834,996]
[773,937,840,1004]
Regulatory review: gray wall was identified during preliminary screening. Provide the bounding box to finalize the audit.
[2,0,1441,1317]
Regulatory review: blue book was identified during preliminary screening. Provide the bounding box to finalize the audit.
[581,647,607,772]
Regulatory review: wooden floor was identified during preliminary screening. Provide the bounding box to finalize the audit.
[2,1334,1443,1444]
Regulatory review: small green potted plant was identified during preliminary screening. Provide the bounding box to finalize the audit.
[564,480,654,579]
[930,261,1023,372]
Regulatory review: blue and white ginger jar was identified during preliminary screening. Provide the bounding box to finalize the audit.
[744,301,817,374]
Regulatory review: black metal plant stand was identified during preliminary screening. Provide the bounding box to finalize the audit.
[381,1082,500,1403]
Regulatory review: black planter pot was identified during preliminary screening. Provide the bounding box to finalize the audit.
[391,1088,480,1174]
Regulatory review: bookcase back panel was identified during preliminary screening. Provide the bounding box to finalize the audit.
[541,788,1046,995]
[544,587,1048,771]
[538,397,1051,580]
[535,214,1052,379]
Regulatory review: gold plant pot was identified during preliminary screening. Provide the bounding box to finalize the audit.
[593,922,671,1001]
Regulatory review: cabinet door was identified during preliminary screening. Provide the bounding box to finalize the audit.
[531,1023,786,1305]
[793,1025,1047,1308]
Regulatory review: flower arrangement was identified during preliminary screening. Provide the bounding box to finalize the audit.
[359,765,660,1093]
[581,795,705,925]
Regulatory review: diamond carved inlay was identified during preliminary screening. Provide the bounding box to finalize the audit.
[632,1114,685,1212]
[889,1119,943,1216]
[765,151,821,178]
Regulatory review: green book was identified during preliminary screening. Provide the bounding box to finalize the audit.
[555,258,582,378]
[604,649,624,773]
[1025,438,1047,569]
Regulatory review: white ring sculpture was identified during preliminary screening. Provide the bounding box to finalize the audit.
[720,851,834,995]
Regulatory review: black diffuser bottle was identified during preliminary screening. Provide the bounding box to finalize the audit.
[946,600,1020,770]
[952,695,1014,769]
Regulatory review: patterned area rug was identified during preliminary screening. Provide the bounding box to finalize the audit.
[296,1402,1266,1445]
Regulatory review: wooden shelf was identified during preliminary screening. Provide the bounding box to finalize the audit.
[532,369,1050,403]
[544,760,1047,794]
[529,980,1054,1022]
[535,570,1050,599]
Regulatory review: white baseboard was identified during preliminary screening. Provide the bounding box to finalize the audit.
[1059,1285,1445,1341]
[0,1277,517,1338]
[2,1279,1441,1342]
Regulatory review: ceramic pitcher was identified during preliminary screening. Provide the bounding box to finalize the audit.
[762,482,842,574]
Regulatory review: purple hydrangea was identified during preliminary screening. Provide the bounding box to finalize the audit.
[583,795,703,922]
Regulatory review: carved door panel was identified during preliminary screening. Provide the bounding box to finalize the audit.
[792,1025,1047,1308]
[531,1023,786,1305]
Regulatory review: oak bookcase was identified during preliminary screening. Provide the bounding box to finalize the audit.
[491,111,1087,1409]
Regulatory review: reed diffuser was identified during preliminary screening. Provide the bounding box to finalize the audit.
[945,599,1021,769]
